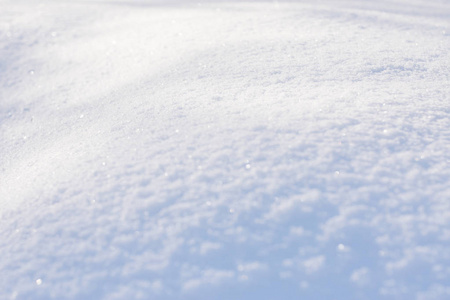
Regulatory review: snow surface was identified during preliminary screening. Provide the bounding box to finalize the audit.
[1,0,450,299]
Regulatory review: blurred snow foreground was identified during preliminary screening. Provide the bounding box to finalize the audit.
[1,0,450,299]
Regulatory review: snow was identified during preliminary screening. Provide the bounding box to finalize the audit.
[1,0,450,299]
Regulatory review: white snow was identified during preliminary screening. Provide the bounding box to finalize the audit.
[1,0,450,299]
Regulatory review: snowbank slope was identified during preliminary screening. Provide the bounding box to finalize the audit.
[1,0,450,299]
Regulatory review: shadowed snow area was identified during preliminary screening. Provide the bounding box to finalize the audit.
[1,0,450,299]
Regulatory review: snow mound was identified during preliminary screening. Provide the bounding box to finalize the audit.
[1,0,450,299]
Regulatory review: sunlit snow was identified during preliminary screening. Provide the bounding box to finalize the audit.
[1,0,450,299]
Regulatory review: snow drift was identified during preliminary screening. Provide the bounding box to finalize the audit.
[1,0,450,299]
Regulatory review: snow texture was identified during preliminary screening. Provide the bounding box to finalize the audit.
[1,0,450,299]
